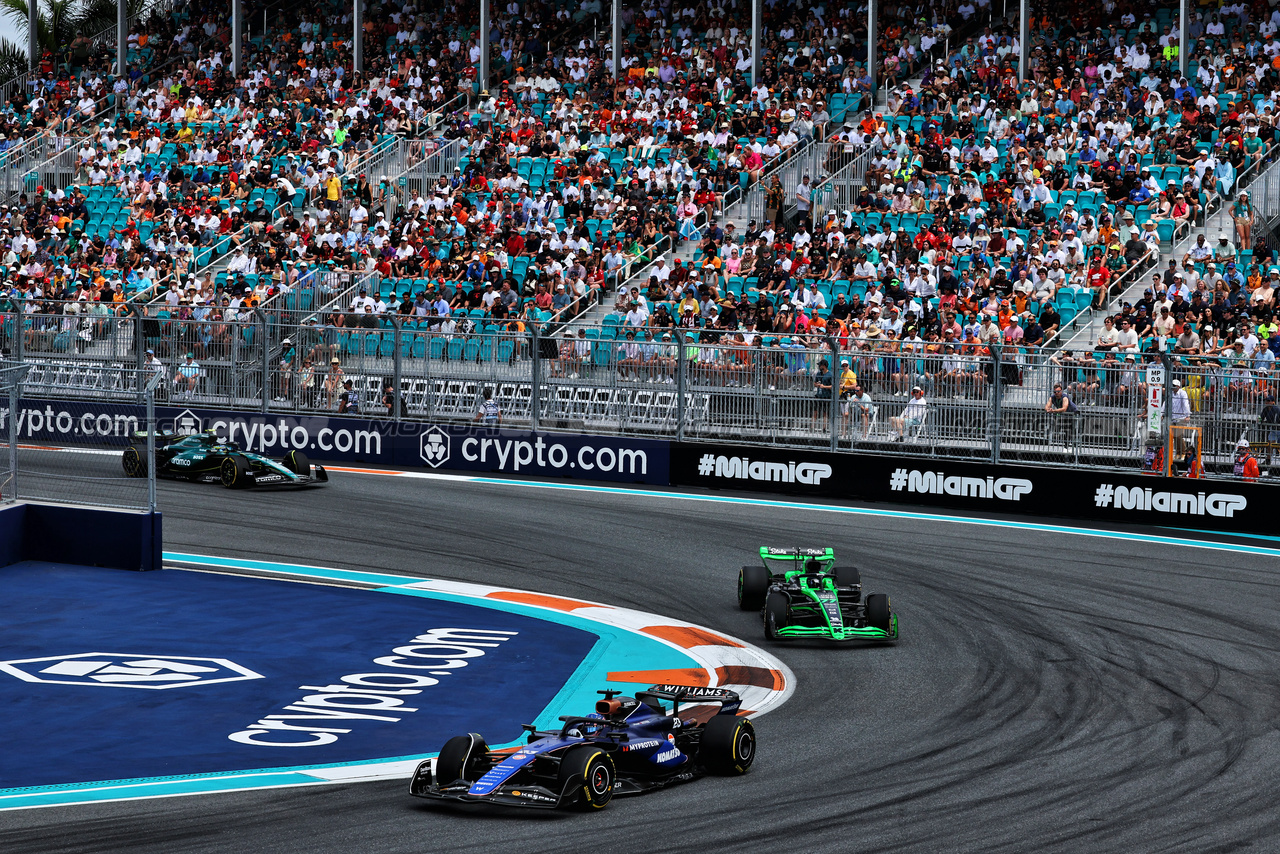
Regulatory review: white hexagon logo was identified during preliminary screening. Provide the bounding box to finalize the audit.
[0,653,264,690]
[419,427,450,468]
[172,409,202,435]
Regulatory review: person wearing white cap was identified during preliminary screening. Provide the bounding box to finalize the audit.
[1234,439,1260,480]
[1170,379,1191,435]
[1233,190,1255,252]
[891,386,928,442]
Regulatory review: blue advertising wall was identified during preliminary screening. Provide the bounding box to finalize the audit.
[9,397,1280,535]
[10,398,668,485]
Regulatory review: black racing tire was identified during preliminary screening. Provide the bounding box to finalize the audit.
[282,449,310,476]
[764,591,789,640]
[738,565,770,611]
[220,454,250,488]
[835,565,862,609]
[699,714,757,775]
[558,746,615,810]
[121,446,147,477]
[434,733,488,786]
[866,593,892,631]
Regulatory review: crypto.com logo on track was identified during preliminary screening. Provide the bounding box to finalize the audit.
[0,653,264,689]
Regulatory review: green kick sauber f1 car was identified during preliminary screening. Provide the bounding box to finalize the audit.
[737,547,897,642]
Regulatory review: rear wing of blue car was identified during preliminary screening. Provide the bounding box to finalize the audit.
[636,685,742,716]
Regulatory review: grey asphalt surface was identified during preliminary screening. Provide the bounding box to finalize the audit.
[5,456,1280,852]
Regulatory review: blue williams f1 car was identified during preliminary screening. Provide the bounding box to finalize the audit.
[408,685,756,810]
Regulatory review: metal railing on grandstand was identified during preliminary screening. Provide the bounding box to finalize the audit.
[745,141,867,226]
[6,303,1275,482]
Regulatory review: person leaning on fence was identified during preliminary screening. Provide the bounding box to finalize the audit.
[475,388,501,426]
[323,358,345,409]
[1045,383,1079,449]
[811,359,834,430]
[338,379,361,415]
[891,387,928,442]
[838,358,858,425]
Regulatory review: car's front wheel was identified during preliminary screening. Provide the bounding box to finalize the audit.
[434,733,488,786]
[866,593,892,632]
[282,449,310,476]
[220,455,250,488]
[558,746,615,810]
[121,446,147,477]
[699,714,756,775]
[764,592,789,640]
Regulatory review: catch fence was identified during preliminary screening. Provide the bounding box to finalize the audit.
[2,362,159,509]
[5,303,1273,481]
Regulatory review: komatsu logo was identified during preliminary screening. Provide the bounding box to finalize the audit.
[698,453,832,485]
[889,468,1033,501]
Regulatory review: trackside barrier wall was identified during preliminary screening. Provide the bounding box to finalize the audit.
[668,442,1274,535]
[12,398,1278,535]
[0,502,162,571]
[12,399,670,485]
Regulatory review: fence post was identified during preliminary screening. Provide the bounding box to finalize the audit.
[530,324,542,430]
[7,381,17,502]
[146,379,157,513]
[828,336,840,451]
[129,304,145,405]
[1162,351,1174,476]
[676,330,687,442]
[391,316,403,423]
[990,346,1002,464]
[255,309,269,414]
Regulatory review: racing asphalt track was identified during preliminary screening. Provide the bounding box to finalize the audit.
[5,453,1280,853]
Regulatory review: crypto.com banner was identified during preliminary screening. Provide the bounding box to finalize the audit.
[669,442,1276,535]
[6,399,669,485]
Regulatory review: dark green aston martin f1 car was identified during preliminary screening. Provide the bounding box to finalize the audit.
[122,429,328,488]
[737,547,896,642]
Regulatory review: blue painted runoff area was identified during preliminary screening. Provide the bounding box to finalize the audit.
[0,562,603,797]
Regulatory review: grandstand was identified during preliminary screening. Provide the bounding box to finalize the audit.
[0,0,1278,480]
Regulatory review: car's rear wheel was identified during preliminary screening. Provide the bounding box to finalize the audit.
[558,746,615,810]
[282,450,310,476]
[121,446,147,477]
[220,455,250,488]
[434,733,488,786]
[699,714,756,775]
[834,565,861,590]
[835,566,862,608]
[866,593,892,631]
[738,565,770,611]
[764,591,789,640]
